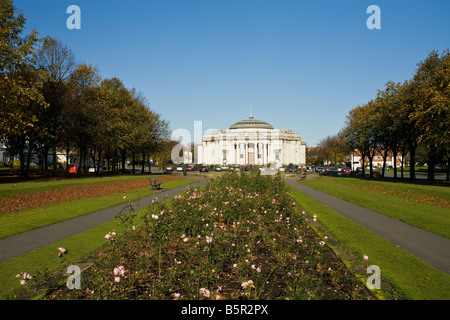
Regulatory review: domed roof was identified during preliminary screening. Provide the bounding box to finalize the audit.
[230,117,273,130]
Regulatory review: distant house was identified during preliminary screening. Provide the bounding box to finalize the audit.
[350,149,404,171]
[0,143,67,166]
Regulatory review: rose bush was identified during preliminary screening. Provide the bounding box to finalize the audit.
[47,171,372,300]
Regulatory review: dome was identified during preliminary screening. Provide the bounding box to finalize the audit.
[230,117,274,130]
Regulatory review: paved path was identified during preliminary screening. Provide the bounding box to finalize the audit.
[285,180,450,275]
[0,178,207,264]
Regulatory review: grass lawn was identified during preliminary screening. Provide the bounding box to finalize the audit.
[0,206,142,299]
[0,178,197,299]
[0,178,196,239]
[0,174,160,199]
[297,176,450,239]
[290,187,450,300]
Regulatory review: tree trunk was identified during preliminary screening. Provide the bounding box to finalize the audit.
[409,145,416,180]
[369,158,374,178]
[446,160,449,181]
[43,148,49,176]
[65,142,70,174]
[52,145,58,176]
[121,150,127,174]
[141,153,146,174]
[19,147,25,176]
[381,155,387,178]
[392,145,398,179]
[25,140,33,178]
[427,146,436,183]
[360,151,366,177]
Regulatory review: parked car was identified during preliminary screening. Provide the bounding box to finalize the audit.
[166,165,174,172]
[176,165,183,172]
[215,166,222,172]
[278,166,286,172]
[288,166,297,172]
[342,167,352,174]
[317,167,324,173]
[329,167,338,173]
[88,166,96,173]
[269,166,277,172]
[200,165,209,172]
[186,165,193,171]
[68,164,78,174]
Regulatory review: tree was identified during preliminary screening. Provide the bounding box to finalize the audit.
[375,81,406,178]
[67,64,101,173]
[34,37,77,175]
[0,0,46,174]
[411,49,450,182]
[317,135,348,166]
[340,102,379,178]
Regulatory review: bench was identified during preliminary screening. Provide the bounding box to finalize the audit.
[150,178,162,190]
[300,175,307,180]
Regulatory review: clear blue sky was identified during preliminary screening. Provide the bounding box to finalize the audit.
[14,0,450,146]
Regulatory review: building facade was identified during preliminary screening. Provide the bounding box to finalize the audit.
[0,143,67,166]
[350,149,404,171]
[197,116,306,167]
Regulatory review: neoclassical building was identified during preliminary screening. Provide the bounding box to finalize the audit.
[197,116,306,167]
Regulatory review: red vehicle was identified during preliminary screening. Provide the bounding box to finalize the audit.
[186,165,193,171]
[68,164,78,174]
[342,167,352,174]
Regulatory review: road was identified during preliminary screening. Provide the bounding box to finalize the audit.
[383,172,447,180]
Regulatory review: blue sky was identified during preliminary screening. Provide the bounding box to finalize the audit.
[14,0,450,146]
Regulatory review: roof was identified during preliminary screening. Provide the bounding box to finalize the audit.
[230,117,274,130]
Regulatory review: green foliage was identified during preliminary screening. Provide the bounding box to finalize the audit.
[340,49,450,181]
[0,2,170,177]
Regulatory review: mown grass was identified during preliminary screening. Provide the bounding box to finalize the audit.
[290,187,450,300]
[298,176,450,239]
[0,178,197,299]
[0,179,196,239]
[0,207,137,299]
[0,174,158,199]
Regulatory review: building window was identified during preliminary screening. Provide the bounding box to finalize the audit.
[240,144,245,159]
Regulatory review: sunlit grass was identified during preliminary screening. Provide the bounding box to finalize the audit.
[290,186,450,300]
[298,176,450,238]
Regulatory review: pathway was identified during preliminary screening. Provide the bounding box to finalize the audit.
[0,178,207,264]
[285,180,450,275]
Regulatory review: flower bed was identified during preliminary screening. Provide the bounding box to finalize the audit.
[46,171,373,300]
